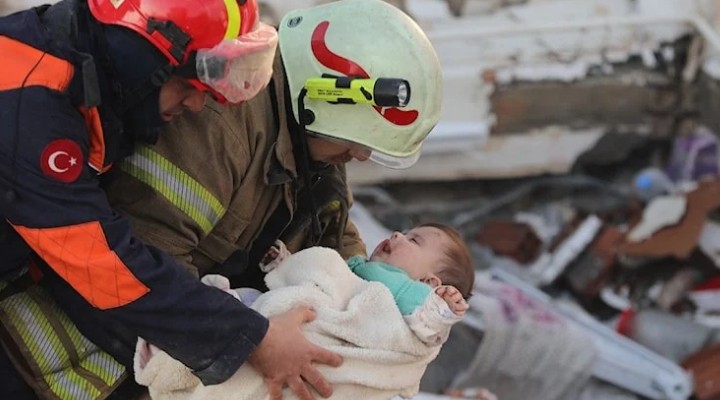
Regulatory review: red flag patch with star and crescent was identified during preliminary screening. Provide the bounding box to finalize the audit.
[40,139,83,183]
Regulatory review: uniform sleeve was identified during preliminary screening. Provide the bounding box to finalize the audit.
[1,90,265,385]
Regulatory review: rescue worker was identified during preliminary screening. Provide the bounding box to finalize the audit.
[108,0,442,280]
[0,0,342,399]
[105,0,442,396]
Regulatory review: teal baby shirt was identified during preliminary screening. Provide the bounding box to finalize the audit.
[346,256,432,315]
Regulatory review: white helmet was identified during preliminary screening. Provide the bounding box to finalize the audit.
[278,0,442,169]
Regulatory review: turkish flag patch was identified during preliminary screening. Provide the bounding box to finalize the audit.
[40,139,83,183]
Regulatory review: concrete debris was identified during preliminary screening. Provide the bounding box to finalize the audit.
[475,220,542,263]
[618,180,720,259]
[626,195,686,243]
[681,343,720,400]
[369,149,720,400]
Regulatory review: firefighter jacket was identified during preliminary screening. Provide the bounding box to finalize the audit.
[105,53,367,282]
[0,7,268,385]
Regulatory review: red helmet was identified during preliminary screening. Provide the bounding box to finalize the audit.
[88,0,276,104]
[88,0,259,65]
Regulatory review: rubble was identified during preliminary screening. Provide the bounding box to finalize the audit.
[355,123,720,399]
[618,180,720,260]
[681,343,720,400]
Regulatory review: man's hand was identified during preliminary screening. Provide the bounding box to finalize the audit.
[435,286,469,317]
[248,306,343,399]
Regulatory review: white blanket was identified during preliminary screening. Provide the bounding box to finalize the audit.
[135,247,442,399]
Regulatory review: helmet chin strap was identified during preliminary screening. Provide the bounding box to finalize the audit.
[84,17,187,147]
[86,8,194,117]
[97,24,176,116]
[294,88,322,242]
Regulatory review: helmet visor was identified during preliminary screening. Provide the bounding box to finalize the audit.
[196,22,278,104]
[369,148,422,169]
[308,131,422,169]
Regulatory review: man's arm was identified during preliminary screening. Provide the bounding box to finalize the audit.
[2,93,269,384]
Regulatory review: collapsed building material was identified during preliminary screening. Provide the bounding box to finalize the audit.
[619,180,720,259]
[476,220,543,264]
[492,268,693,400]
[681,343,720,400]
[565,226,623,302]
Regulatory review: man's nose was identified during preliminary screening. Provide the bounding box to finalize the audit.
[183,89,207,113]
[349,147,371,162]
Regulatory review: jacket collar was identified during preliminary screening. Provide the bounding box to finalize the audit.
[264,52,297,186]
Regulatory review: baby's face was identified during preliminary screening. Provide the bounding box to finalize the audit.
[370,226,450,281]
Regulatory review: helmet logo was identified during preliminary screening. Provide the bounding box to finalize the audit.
[310,21,419,126]
[109,0,126,9]
[287,16,303,28]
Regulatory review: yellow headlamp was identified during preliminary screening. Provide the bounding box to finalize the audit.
[304,76,411,107]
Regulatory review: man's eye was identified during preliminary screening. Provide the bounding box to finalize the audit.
[410,237,418,243]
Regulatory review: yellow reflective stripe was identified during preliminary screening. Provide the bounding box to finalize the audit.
[121,145,226,235]
[49,368,101,400]
[3,293,60,374]
[1,292,106,399]
[136,146,225,218]
[0,287,125,399]
[45,374,75,400]
[49,289,125,386]
[23,295,101,399]
[30,287,123,394]
[3,294,91,399]
[81,353,125,387]
[223,0,242,38]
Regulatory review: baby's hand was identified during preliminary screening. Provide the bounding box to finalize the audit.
[435,286,468,317]
[259,240,292,272]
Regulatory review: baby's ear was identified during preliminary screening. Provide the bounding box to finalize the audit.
[423,274,442,288]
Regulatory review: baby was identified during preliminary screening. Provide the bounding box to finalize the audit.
[263,222,475,344]
[135,223,475,399]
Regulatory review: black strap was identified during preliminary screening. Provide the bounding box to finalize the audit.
[40,0,102,108]
[294,89,322,242]
[221,202,291,290]
[0,271,32,303]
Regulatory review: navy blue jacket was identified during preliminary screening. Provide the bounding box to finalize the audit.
[0,8,268,384]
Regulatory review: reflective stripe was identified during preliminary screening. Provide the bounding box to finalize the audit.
[223,0,242,39]
[51,290,125,387]
[0,285,126,399]
[121,145,226,235]
[13,291,102,399]
[81,352,125,387]
[2,292,100,399]
[4,293,62,376]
